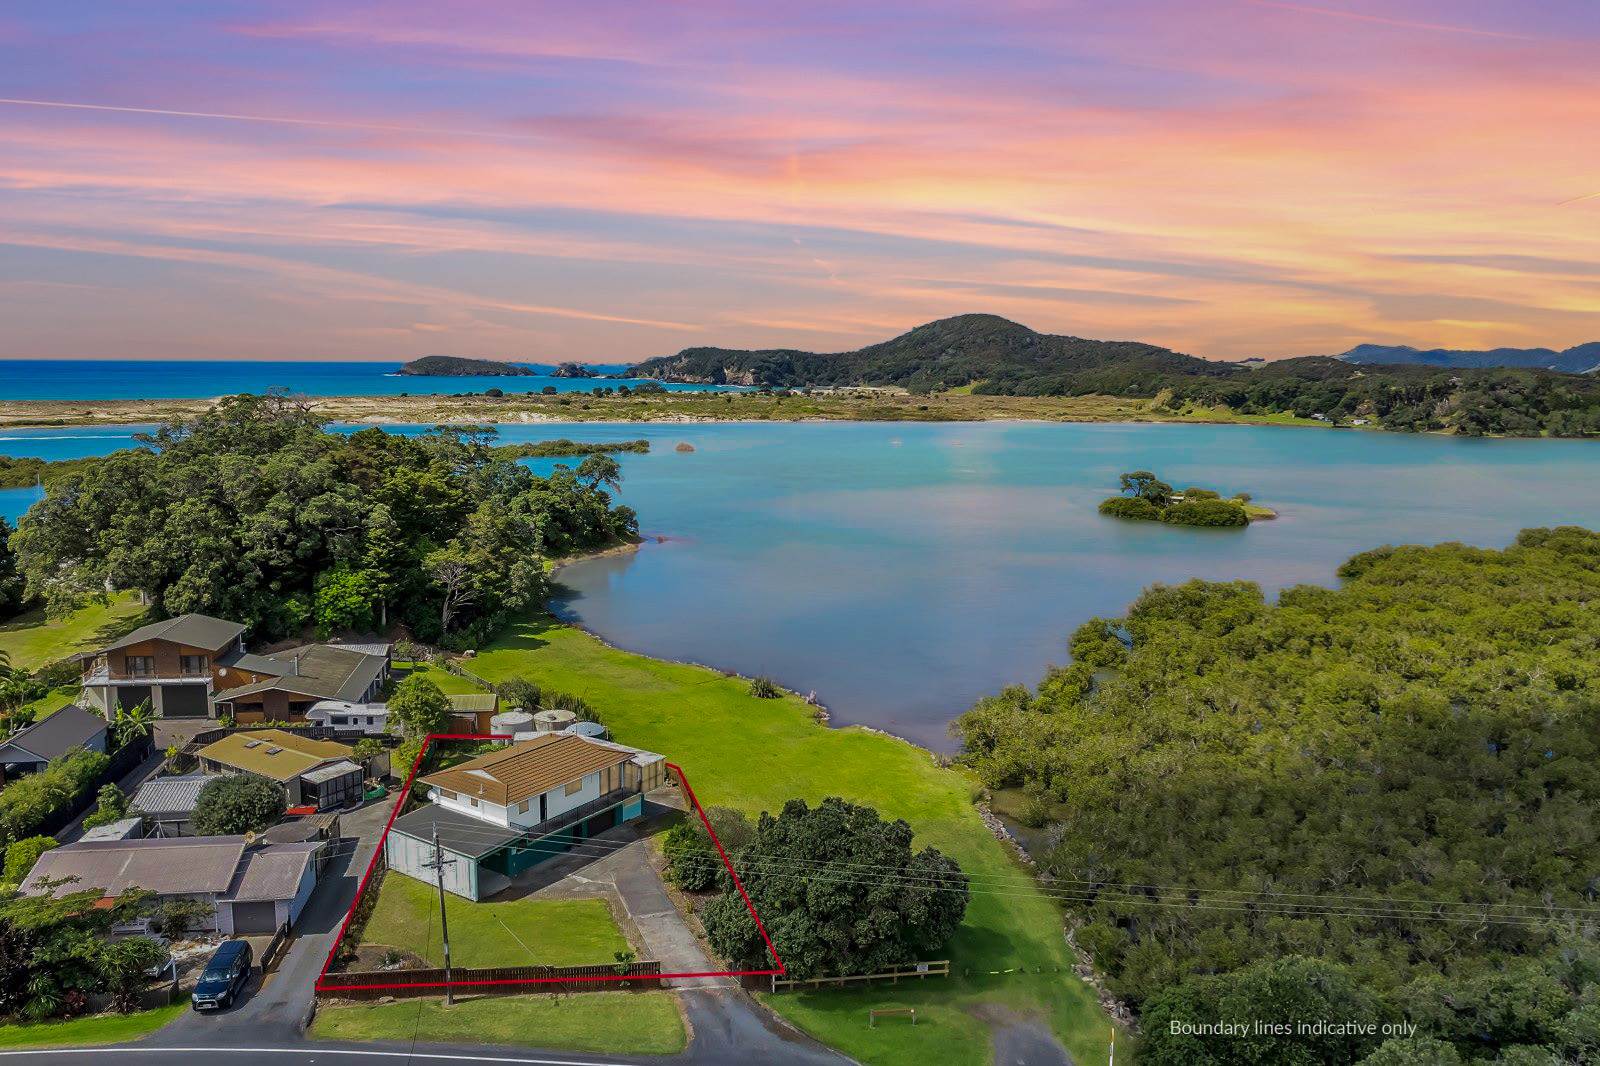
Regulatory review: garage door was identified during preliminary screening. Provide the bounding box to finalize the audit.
[117,686,153,713]
[161,684,210,718]
[229,901,278,934]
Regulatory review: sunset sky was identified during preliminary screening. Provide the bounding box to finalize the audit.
[0,1,1595,363]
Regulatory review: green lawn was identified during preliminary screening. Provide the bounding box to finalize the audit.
[0,1004,183,1048]
[361,872,628,968]
[311,991,686,1055]
[394,660,490,696]
[468,614,1121,1066]
[0,594,147,672]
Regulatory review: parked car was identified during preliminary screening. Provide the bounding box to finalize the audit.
[190,940,252,1011]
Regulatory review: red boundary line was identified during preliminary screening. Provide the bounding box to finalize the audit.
[314,733,784,991]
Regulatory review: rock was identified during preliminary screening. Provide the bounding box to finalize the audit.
[675,442,695,452]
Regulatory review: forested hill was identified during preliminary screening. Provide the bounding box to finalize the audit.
[398,355,535,376]
[1337,340,1600,374]
[631,314,1600,436]
[956,526,1600,1063]
[630,314,1229,393]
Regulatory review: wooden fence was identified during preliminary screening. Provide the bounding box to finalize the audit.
[320,960,665,999]
[771,960,950,993]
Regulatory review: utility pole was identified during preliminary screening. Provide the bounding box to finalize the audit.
[424,825,458,1004]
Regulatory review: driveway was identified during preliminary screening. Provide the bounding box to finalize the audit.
[147,793,396,1045]
[499,807,852,1066]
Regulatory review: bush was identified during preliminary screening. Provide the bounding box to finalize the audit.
[1098,495,1162,520]
[748,676,781,699]
[1161,499,1250,527]
[190,774,286,836]
[81,782,130,830]
[149,897,213,938]
[3,835,57,883]
[496,677,542,712]
[0,747,109,844]
[663,807,752,891]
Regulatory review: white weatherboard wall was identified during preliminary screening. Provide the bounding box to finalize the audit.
[385,831,479,900]
[429,770,606,830]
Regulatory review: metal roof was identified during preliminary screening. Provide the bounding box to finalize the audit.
[131,773,218,816]
[447,693,499,713]
[0,705,107,764]
[418,734,630,808]
[22,837,248,898]
[215,643,388,704]
[101,614,245,655]
[222,841,321,903]
[389,803,522,859]
[197,730,353,782]
[300,759,362,784]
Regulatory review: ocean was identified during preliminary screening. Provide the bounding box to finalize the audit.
[0,359,743,402]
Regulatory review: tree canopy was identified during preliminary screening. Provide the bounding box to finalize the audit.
[955,526,1600,1058]
[190,773,286,836]
[0,518,24,619]
[701,796,968,981]
[10,393,637,644]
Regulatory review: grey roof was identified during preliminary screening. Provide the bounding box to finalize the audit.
[261,812,338,844]
[0,705,107,764]
[102,614,245,655]
[131,773,218,817]
[222,842,321,903]
[22,837,248,898]
[216,644,388,703]
[80,817,144,842]
[300,759,362,784]
[390,803,521,860]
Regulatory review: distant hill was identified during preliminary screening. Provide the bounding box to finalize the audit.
[397,356,535,377]
[1336,342,1600,374]
[630,314,1233,394]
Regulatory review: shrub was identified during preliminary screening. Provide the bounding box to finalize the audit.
[3,835,57,883]
[0,747,109,844]
[149,897,213,938]
[748,676,781,699]
[496,677,542,712]
[190,774,286,836]
[1161,499,1250,527]
[1098,495,1162,520]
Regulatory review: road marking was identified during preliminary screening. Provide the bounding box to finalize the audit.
[0,1048,638,1066]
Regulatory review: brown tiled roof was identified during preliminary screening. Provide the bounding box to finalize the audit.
[419,734,629,807]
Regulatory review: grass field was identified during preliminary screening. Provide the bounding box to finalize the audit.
[311,991,686,1055]
[360,872,629,968]
[393,660,489,696]
[0,594,146,672]
[0,1004,182,1048]
[469,614,1121,1066]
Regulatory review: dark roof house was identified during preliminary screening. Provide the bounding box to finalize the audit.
[0,706,109,776]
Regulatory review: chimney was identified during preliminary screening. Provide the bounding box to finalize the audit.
[291,654,300,676]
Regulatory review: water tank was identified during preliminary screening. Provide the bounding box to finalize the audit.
[564,720,609,740]
[491,710,534,740]
[533,708,578,732]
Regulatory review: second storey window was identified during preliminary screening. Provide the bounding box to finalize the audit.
[564,779,584,797]
[125,655,154,677]
[180,654,208,675]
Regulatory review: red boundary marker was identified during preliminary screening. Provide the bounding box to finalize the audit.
[314,732,784,991]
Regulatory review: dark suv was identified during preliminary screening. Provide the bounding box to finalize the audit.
[190,939,253,1011]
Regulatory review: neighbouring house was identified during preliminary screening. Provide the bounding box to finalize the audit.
[210,642,392,725]
[385,733,668,900]
[78,614,248,719]
[130,772,218,837]
[304,699,389,734]
[20,835,324,934]
[78,613,391,725]
[0,705,109,783]
[196,729,364,810]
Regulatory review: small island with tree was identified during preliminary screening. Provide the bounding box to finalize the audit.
[397,355,535,377]
[1099,470,1275,527]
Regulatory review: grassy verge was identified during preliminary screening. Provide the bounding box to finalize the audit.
[0,1004,183,1048]
[393,660,489,696]
[469,614,1121,1066]
[361,873,628,968]
[311,991,686,1055]
[0,594,147,672]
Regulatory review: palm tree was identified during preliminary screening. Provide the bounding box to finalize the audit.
[115,699,155,747]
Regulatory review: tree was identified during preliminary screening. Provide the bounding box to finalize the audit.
[313,564,378,636]
[112,700,154,747]
[0,518,25,619]
[387,674,454,739]
[575,453,622,494]
[701,797,967,980]
[663,807,752,891]
[0,886,161,1019]
[81,783,130,830]
[190,774,286,836]
[1118,470,1173,504]
[2,836,57,884]
[496,677,542,712]
[0,748,109,844]
[1359,1038,1463,1065]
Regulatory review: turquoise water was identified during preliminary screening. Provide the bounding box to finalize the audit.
[5,421,1600,749]
[0,360,742,401]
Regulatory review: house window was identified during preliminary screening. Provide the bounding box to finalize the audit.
[179,654,208,675]
[565,779,584,797]
[125,655,154,677]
